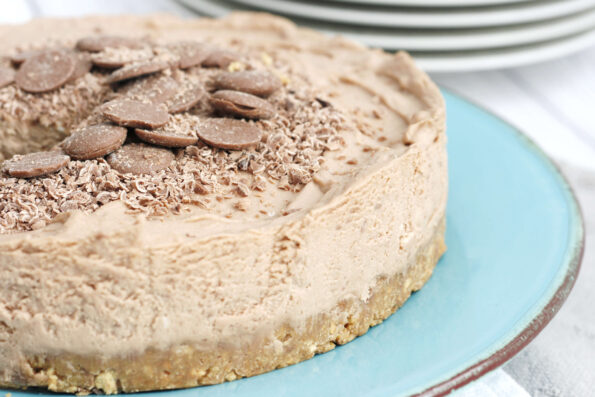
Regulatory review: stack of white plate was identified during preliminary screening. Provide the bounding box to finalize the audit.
[177,0,595,72]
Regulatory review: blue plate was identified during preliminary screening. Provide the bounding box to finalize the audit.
[3,90,583,397]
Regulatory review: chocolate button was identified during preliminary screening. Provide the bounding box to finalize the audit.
[209,90,275,120]
[202,49,238,68]
[92,57,127,69]
[15,50,75,93]
[102,99,169,129]
[168,41,210,69]
[104,59,170,84]
[62,124,127,160]
[13,51,90,84]
[0,66,15,88]
[91,48,153,69]
[197,118,262,150]
[168,85,204,114]
[123,74,179,104]
[76,36,145,52]
[135,125,198,148]
[68,52,92,82]
[213,71,281,97]
[11,48,73,66]
[3,151,70,178]
[107,143,174,175]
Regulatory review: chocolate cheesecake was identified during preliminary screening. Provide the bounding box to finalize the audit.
[0,13,447,394]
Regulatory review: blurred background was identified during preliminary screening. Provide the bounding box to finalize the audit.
[2,1,594,396]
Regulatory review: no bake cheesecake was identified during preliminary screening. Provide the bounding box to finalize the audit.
[0,13,447,394]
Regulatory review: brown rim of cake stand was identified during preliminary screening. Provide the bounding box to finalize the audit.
[414,89,586,397]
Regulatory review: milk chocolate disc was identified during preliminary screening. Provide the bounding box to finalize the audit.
[104,60,170,84]
[91,48,153,69]
[168,85,204,114]
[62,124,127,160]
[123,74,179,104]
[107,143,174,175]
[15,50,75,93]
[3,151,70,178]
[102,99,169,129]
[92,58,127,69]
[202,49,238,68]
[76,36,145,53]
[197,118,262,150]
[209,90,275,120]
[68,52,93,82]
[0,66,15,88]
[168,41,210,69]
[135,127,198,148]
[213,71,281,97]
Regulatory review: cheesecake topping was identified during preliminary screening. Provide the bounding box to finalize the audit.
[0,34,346,232]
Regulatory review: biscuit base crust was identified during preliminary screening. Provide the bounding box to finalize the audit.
[2,218,446,395]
